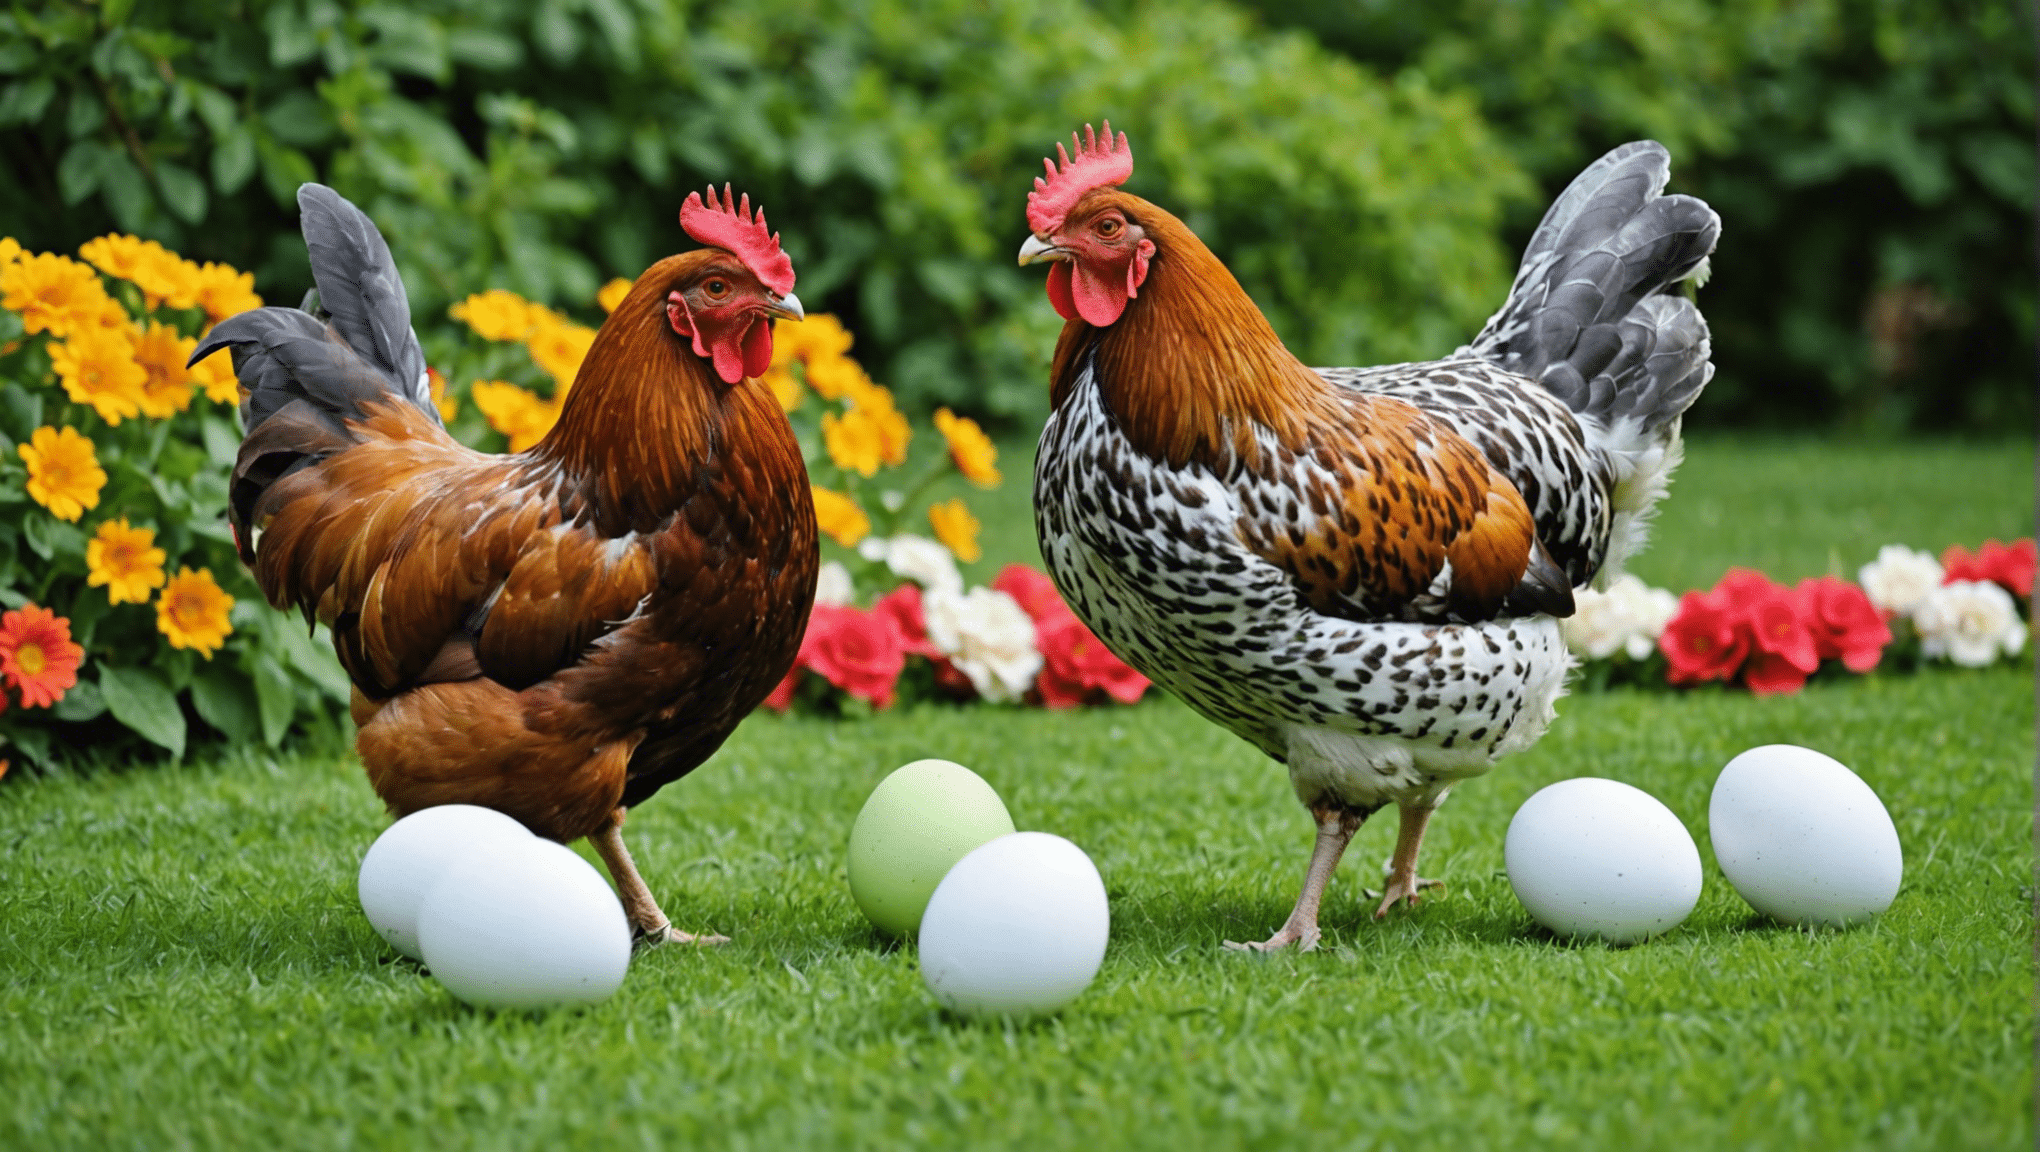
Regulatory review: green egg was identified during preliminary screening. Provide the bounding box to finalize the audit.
[848,759,1016,937]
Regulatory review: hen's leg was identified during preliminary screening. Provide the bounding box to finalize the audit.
[1373,802,1446,917]
[591,807,728,948]
[1225,806,1367,953]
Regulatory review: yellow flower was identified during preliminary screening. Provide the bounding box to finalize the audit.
[802,352,871,402]
[84,236,203,312]
[784,313,854,364]
[87,518,168,606]
[934,407,1001,488]
[0,237,21,265]
[928,498,982,563]
[596,278,633,314]
[763,366,803,413]
[190,347,240,405]
[156,567,234,659]
[470,380,559,452]
[822,407,884,477]
[450,289,542,342]
[192,262,262,325]
[811,486,870,548]
[1,252,118,338]
[48,328,147,424]
[19,426,107,522]
[850,385,910,467]
[426,367,457,423]
[525,314,597,390]
[130,321,199,418]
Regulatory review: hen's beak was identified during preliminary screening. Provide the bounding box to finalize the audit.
[1017,234,1069,266]
[765,291,805,322]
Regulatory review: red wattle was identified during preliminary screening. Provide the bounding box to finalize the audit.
[741,318,773,380]
[1071,261,1129,326]
[1046,261,1077,321]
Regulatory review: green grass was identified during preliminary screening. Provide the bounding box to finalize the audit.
[1,437,2032,1151]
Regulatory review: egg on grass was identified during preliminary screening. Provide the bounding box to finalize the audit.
[1505,777,1703,945]
[848,758,1016,937]
[919,832,1110,1018]
[1710,744,1902,927]
[358,804,535,959]
[418,839,632,1010]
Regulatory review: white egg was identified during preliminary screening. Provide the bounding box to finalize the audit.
[358,804,535,959]
[1710,744,1902,927]
[417,839,632,1010]
[919,832,1109,1018]
[1505,777,1702,944]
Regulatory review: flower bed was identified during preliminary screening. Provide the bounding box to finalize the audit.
[0,237,352,773]
[1569,539,2033,694]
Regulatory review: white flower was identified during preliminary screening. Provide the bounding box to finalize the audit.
[1914,580,2025,667]
[923,587,1042,702]
[864,533,963,595]
[1858,545,1943,617]
[1561,573,1679,661]
[813,560,853,607]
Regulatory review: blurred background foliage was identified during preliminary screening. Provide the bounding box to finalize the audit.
[2,0,2031,434]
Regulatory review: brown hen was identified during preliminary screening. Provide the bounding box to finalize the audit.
[193,184,817,943]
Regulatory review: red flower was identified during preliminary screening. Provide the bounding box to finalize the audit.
[992,564,1064,621]
[993,563,1148,707]
[1943,538,2036,599]
[1034,611,1151,707]
[762,665,800,712]
[1795,577,1892,673]
[0,604,83,708]
[872,583,942,659]
[1737,580,1820,695]
[1660,589,1750,684]
[798,604,906,708]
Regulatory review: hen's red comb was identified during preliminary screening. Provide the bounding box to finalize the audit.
[679,185,795,295]
[1026,121,1133,235]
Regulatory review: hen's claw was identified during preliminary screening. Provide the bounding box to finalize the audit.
[1223,925,1321,953]
[1372,872,1445,918]
[636,925,729,949]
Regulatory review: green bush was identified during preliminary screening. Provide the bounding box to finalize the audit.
[0,0,1526,426]
[1248,0,2037,433]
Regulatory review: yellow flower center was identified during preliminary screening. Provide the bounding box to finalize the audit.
[16,641,44,677]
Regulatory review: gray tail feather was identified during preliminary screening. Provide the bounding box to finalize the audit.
[1462,141,1720,436]
[186,184,437,557]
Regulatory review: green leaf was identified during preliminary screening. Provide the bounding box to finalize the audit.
[6,725,51,768]
[0,383,41,442]
[257,138,316,208]
[99,151,149,232]
[252,652,293,747]
[57,139,111,204]
[0,77,56,123]
[190,668,258,742]
[200,413,240,469]
[22,514,85,562]
[155,160,207,223]
[212,126,255,193]
[52,676,105,722]
[102,0,138,28]
[264,4,317,68]
[272,622,350,701]
[190,83,235,135]
[263,91,333,147]
[446,27,522,70]
[99,665,186,759]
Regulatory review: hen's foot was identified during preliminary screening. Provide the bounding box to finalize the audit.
[634,924,730,949]
[1372,872,1445,918]
[1222,923,1321,953]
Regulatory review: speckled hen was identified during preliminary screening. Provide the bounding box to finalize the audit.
[1019,124,1719,950]
[193,185,816,945]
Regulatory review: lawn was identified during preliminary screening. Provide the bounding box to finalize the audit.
[0,436,2032,1151]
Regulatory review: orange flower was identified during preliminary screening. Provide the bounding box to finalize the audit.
[19,425,106,522]
[450,289,542,342]
[426,367,457,423]
[811,486,870,547]
[851,385,911,467]
[525,314,596,390]
[929,498,982,563]
[192,261,262,325]
[0,604,84,708]
[156,567,234,658]
[470,380,558,452]
[87,518,168,605]
[130,320,199,418]
[934,408,1001,487]
[596,277,633,313]
[48,327,147,424]
[81,235,201,312]
[822,407,884,477]
[189,346,240,404]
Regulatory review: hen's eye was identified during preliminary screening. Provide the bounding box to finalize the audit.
[1097,218,1122,237]
[704,278,730,297]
